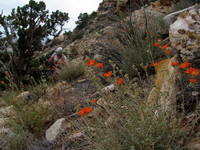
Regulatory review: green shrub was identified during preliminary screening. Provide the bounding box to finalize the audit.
[108,16,167,78]
[57,63,85,82]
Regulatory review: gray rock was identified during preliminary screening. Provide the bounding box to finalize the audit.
[169,4,200,62]
[164,5,197,26]
[101,84,115,93]
[45,118,70,143]
[129,9,165,30]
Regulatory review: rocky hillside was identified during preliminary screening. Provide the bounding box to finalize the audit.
[1,0,200,150]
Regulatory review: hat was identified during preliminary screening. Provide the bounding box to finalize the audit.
[55,47,63,53]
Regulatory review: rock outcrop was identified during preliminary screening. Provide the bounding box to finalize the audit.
[148,4,200,113]
[164,5,197,26]
[169,4,200,62]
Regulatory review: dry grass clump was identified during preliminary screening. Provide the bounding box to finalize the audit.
[83,80,200,150]
[57,62,85,82]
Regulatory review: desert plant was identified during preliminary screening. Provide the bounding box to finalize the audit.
[9,103,56,135]
[84,79,198,150]
[57,63,85,82]
[104,15,167,78]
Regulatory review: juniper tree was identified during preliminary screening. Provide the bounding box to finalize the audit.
[0,0,69,88]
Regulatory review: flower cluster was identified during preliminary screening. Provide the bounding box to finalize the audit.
[86,59,124,85]
[152,42,200,84]
[77,59,125,117]
[77,107,93,116]
[153,42,172,55]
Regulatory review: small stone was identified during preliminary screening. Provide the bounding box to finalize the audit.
[101,84,115,93]
[45,118,70,142]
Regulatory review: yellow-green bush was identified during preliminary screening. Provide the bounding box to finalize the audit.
[57,62,85,82]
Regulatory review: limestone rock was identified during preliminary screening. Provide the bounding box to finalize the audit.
[45,118,71,142]
[169,5,200,62]
[101,84,115,93]
[164,5,197,26]
[129,9,164,30]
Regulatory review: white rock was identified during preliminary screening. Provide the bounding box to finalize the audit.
[45,118,70,142]
[164,5,196,26]
[169,5,200,62]
[101,84,115,93]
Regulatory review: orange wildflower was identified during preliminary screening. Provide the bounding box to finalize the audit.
[151,62,159,67]
[153,42,159,47]
[117,78,123,85]
[179,62,191,69]
[143,65,148,69]
[103,71,113,78]
[86,59,96,67]
[171,62,179,66]
[164,50,171,55]
[161,44,170,49]
[96,63,104,69]
[185,67,200,76]
[189,78,197,83]
[90,99,97,103]
[77,107,93,116]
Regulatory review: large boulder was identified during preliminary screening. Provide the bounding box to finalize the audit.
[129,9,164,30]
[164,5,197,26]
[169,4,200,62]
[169,5,200,113]
[149,5,200,113]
